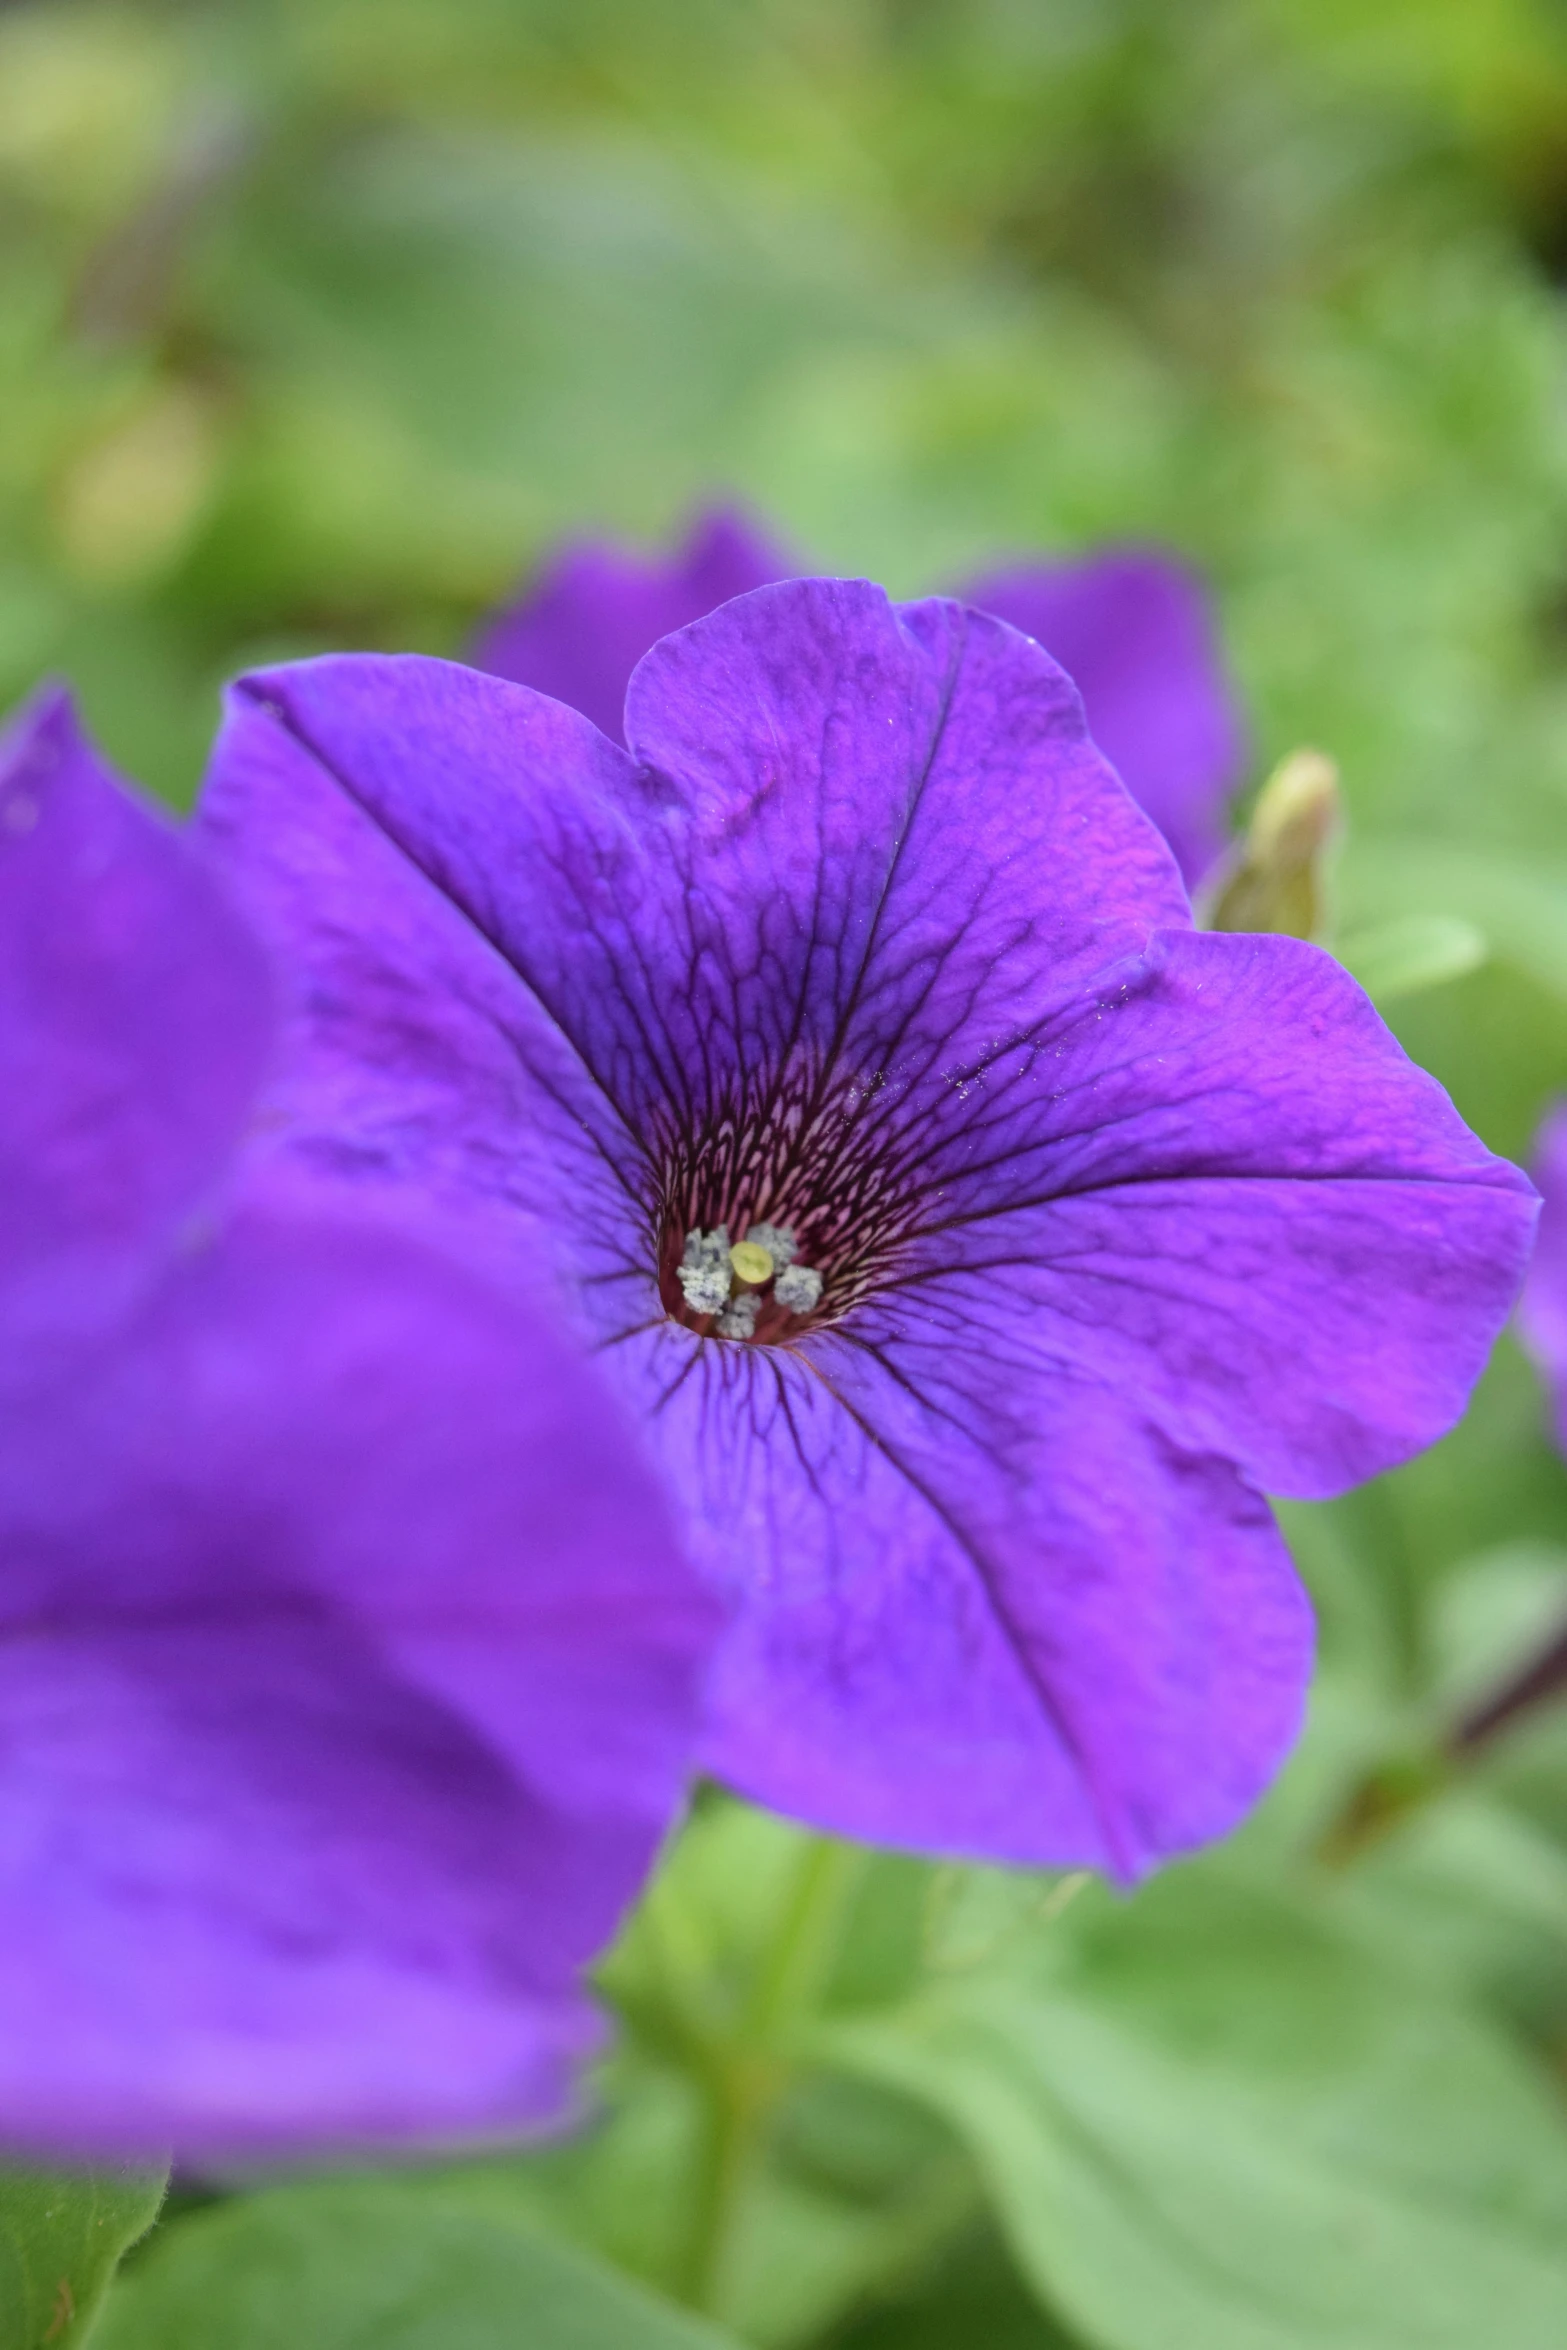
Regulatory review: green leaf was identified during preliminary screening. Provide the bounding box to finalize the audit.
[1335,914,1488,1003]
[442,2072,968,2350]
[1334,1788,1567,2030]
[0,2162,165,2350]
[832,2225,1081,2349]
[1428,1541,1567,1716]
[450,1807,971,2346]
[822,1866,1567,2350]
[92,2176,741,2350]
[1346,843,1567,1003]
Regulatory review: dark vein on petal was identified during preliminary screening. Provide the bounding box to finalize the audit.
[644,1334,708,1419]
[793,1348,1134,1875]
[237,682,655,1185]
[799,608,970,1125]
[909,1164,1522,1246]
[593,1316,668,1352]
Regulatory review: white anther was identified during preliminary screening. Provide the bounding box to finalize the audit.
[682,1224,730,1271]
[716,1293,760,1340]
[775,1263,823,1315]
[678,1263,731,1315]
[744,1221,798,1268]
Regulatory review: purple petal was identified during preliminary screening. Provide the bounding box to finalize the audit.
[195,658,654,1333]
[884,927,1538,1497]
[960,549,1245,887]
[470,507,788,744]
[622,586,1191,1087]
[0,1611,601,2156]
[1,720,717,2156]
[1519,1102,1567,1450]
[605,1328,1308,1876]
[1,1190,715,2157]
[0,689,272,1344]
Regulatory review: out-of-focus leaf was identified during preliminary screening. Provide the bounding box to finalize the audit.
[444,1807,973,2347]
[93,2176,739,2350]
[441,2068,969,2350]
[0,2162,165,2350]
[1336,914,1488,1002]
[1428,1542,1567,1715]
[921,1867,1090,1977]
[1288,1342,1567,1673]
[1348,842,1567,1002]
[833,2225,1081,2350]
[821,1866,1567,2350]
[1333,1790,1567,2035]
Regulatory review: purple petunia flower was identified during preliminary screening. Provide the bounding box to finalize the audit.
[0,689,715,2156]
[1519,1104,1567,1449]
[198,581,1535,1879]
[472,508,1244,886]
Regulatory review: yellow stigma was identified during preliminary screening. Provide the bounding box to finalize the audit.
[728,1239,774,1287]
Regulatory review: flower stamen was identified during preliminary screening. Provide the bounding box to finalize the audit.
[667,1218,824,1343]
[774,1262,823,1315]
[677,1226,731,1315]
[743,1222,798,1268]
[716,1294,761,1340]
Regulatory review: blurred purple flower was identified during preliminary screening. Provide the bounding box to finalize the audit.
[0,691,714,2158]
[199,582,1534,1877]
[472,509,1243,886]
[1519,1103,1567,1448]
[472,510,792,751]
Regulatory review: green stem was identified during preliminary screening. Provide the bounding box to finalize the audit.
[678,1833,864,2315]
[745,1833,863,2042]
[680,2056,769,2316]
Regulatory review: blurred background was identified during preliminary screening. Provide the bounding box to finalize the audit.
[12,4,1567,2345]
[10,0,1567,1153]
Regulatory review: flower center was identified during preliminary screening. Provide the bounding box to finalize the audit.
[666,1221,825,1342]
[651,1065,925,1343]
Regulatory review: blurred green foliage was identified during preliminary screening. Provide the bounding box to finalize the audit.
[8,0,1567,2342]
[93,2177,738,2350]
